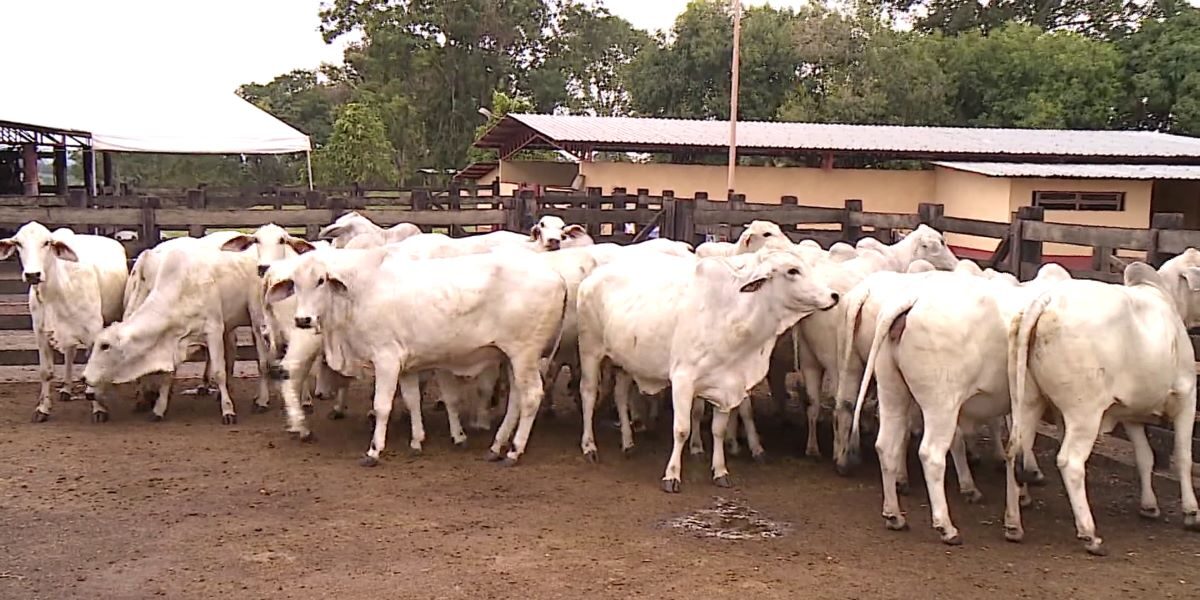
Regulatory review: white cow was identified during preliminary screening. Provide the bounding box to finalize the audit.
[318,211,421,248]
[84,243,268,423]
[266,249,567,466]
[1005,253,1200,555]
[792,225,959,458]
[218,223,318,276]
[0,223,127,422]
[849,264,1068,546]
[529,215,593,251]
[576,250,839,491]
[695,220,792,258]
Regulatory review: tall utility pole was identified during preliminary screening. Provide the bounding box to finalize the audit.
[727,0,742,196]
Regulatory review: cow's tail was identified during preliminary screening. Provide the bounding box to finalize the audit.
[544,274,570,368]
[1007,291,1050,482]
[852,292,918,440]
[833,282,872,464]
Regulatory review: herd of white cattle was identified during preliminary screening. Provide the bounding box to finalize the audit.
[2,211,1198,556]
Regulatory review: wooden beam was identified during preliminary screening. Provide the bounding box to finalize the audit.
[21,143,38,195]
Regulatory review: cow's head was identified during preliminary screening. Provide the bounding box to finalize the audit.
[0,221,80,286]
[318,211,378,248]
[1156,248,1200,326]
[530,216,589,251]
[900,225,958,270]
[265,252,375,334]
[220,223,316,276]
[736,220,790,254]
[84,321,176,388]
[737,250,839,318]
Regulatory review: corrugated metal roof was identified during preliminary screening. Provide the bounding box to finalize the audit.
[475,114,1200,161]
[452,161,498,181]
[933,161,1200,179]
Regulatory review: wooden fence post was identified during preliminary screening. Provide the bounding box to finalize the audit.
[918,203,945,229]
[843,199,863,243]
[449,184,464,237]
[1012,206,1044,280]
[141,196,161,251]
[517,189,536,233]
[662,191,677,241]
[1148,212,1185,267]
[186,188,207,238]
[673,190,696,246]
[304,191,323,240]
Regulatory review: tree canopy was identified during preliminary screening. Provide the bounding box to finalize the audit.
[116,1,1200,188]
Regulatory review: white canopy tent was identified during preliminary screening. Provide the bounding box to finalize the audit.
[1,89,314,189]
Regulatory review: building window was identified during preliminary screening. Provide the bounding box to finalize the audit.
[1032,190,1125,211]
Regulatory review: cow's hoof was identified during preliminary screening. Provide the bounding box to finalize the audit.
[583,450,598,464]
[752,451,767,465]
[91,411,109,424]
[358,455,379,468]
[251,404,270,414]
[222,414,237,425]
[59,389,73,402]
[301,404,314,415]
[1019,492,1033,509]
[1026,470,1047,487]
[1082,537,1107,557]
[961,489,984,504]
[835,462,855,477]
[1004,526,1024,543]
[941,533,963,546]
[408,446,423,457]
[133,400,152,413]
[84,391,96,402]
[1183,512,1200,531]
[299,431,316,443]
[1139,506,1161,520]
[1014,462,1044,486]
[622,446,636,459]
[328,409,346,421]
[484,450,505,462]
[805,446,822,459]
[661,479,681,494]
[149,414,164,422]
[452,438,467,450]
[31,410,50,423]
[195,386,211,397]
[883,514,908,531]
[713,475,733,488]
[896,481,911,496]
[499,457,519,468]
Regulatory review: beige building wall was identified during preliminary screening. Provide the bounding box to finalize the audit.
[1007,178,1152,257]
[574,161,935,213]
[932,167,1012,252]
[498,161,579,187]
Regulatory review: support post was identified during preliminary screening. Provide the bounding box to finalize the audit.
[304,191,323,240]
[53,145,68,195]
[21,143,39,196]
[102,152,115,191]
[81,148,96,197]
[917,203,945,228]
[673,190,695,247]
[1148,212,1185,268]
[141,196,161,252]
[186,189,207,237]
[1013,206,1044,280]
[843,199,863,243]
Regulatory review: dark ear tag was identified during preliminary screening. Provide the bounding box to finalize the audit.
[740,278,767,293]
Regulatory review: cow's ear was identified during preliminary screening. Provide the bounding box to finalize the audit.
[529,224,542,241]
[220,234,256,252]
[740,278,768,293]
[1183,267,1200,292]
[317,224,347,241]
[0,239,15,261]
[50,240,79,262]
[563,224,587,239]
[285,237,316,254]
[265,279,295,304]
[327,277,349,294]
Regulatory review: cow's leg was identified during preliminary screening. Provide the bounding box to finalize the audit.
[150,375,173,421]
[434,371,468,447]
[662,377,696,493]
[32,325,54,422]
[280,332,321,437]
[1003,447,1026,543]
[726,405,741,456]
[360,361,400,466]
[539,359,562,419]
[613,370,635,455]
[58,344,77,402]
[208,327,237,425]
[646,392,662,431]
[798,343,824,458]
[950,426,983,503]
[578,351,602,462]
[688,399,705,457]
[739,397,765,462]
[1170,390,1199,531]
[501,356,545,464]
[874,347,910,531]
[711,405,733,487]
[767,342,790,421]
[398,373,426,452]
[1124,423,1161,519]
[489,363,523,460]
[1056,408,1105,555]
[469,364,499,432]
[919,407,964,545]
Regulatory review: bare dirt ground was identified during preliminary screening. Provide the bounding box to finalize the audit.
[1,376,1198,600]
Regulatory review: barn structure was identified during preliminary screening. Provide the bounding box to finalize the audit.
[461,114,1200,262]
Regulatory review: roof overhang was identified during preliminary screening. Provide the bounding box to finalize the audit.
[933,161,1200,180]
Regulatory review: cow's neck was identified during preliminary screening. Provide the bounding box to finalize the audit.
[883,237,917,271]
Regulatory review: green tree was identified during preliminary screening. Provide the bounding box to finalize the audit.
[1122,7,1200,134]
[312,102,398,186]
[865,0,1168,39]
[237,68,348,146]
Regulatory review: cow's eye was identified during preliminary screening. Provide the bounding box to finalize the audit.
[787,268,800,276]
[317,277,325,286]
[279,237,286,244]
[763,232,772,237]
[99,343,111,351]
[43,240,51,247]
